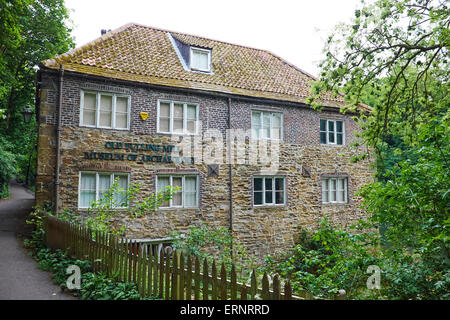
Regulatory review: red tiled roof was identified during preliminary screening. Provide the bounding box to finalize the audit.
[42,23,368,110]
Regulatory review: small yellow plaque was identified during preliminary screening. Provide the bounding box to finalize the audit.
[140,112,149,120]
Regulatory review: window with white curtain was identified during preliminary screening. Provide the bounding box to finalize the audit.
[322,177,348,204]
[156,175,198,208]
[320,119,344,145]
[157,100,199,134]
[79,172,129,208]
[80,91,130,130]
[190,47,211,72]
[251,111,283,140]
[253,176,285,206]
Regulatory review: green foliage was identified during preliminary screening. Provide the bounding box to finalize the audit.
[79,272,143,300]
[300,0,450,300]
[26,215,158,300]
[308,0,449,155]
[23,205,47,249]
[84,178,179,235]
[359,115,450,299]
[32,245,149,300]
[0,0,74,192]
[269,115,449,300]
[0,136,16,198]
[171,223,256,278]
[263,216,380,299]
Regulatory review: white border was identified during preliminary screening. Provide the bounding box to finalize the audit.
[155,174,199,209]
[320,119,345,146]
[190,47,212,73]
[321,177,348,204]
[80,90,131,130]
[253,176,286,207]
[157,99,200,135]
[251,110,284,141]
[78,171,130,209]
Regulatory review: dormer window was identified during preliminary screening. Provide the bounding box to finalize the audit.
[190,47,211,72]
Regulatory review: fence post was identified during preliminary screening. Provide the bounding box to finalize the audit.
[178,252,185,300]
[153,245,159,297]
[220,262,227,300]
[164,249,171,299]
[202,258,209,300]
[284,280,292,300]
[147,244,153,298]
[171,251,178,300]
[262,273,270,300]
[186,255,192,300]
[250,270,257,299]
[230,265,237,300]
[194,256,200,300]
[240,286,247,300]
[159,248,164,298]
[133,241,139,284]
[211,259,217,300]
[272,274,281,300]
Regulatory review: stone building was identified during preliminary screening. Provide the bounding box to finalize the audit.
[35,23,373,260]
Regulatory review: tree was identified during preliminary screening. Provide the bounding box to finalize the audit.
[307,0,449,299]
[0,0,74,195]
[308,0,449,153]
[359,116,449,299]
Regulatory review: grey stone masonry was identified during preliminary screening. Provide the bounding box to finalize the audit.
[36,71,374,262]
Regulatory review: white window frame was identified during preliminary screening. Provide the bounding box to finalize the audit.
[320,119,345,145]
[78,171,130,209]
[251,110,284,141]
[321,177,348,204]
[190,47,212,72]
[80,90,131,130]
[253,176,286,206]
[156,175,199,208]
[157,100,200,135]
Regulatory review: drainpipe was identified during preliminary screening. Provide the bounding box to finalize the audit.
[55,64,64,214]
[228,97,233,257]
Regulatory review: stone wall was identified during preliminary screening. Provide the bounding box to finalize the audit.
[36,71,374,262]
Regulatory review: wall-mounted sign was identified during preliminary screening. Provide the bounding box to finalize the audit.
[140,112,149,120]
[83,141,195,164]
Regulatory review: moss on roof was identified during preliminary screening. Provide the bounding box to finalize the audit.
[42,23,363,109]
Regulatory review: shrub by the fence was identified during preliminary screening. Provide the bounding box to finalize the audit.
[43,214,313,300]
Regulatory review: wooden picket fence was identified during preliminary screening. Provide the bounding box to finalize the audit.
[43,214,340,300]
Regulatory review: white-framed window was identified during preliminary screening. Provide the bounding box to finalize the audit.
[78,172,130,209]
[80,90,130,130]
[322,177,348,204]
[190,47,211,72]
[251,111,283,140]
[320,119,344,145]
[156,175,199,208]
[157,100,199,134]
[253,176,285,206]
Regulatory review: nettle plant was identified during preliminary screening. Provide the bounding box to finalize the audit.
[84,178,179,235]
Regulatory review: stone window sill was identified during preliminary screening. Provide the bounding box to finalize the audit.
[253,204,287,209]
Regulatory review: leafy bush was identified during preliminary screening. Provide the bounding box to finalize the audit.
[80,272,142,300]
[359,116,450,300]
[0,137,17,198]
[171,223,256,278]
[263,216,380,299]
[24,205,48,250]
[25,207,159,300]
[30,239,157,300]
